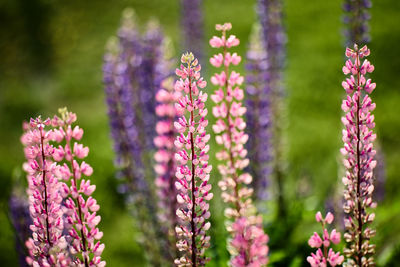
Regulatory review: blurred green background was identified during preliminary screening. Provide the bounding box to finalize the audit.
[1,0,400,266]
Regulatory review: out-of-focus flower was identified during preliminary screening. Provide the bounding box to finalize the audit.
[245,23,272,202]
[343,0,372,45]
[257,0,287,216]
[103,9,173,265]
[9,189,32,267]
[180,0,204,62]
[210,23,269,266]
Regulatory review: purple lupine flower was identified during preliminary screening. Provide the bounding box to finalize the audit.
[139,20,166,150]
[9,190,32,267]
[343,0,372,45]
[307,212,344,267]
[21,117,70,266]
[174,52,213,266]
[258,0,286,85]
[245,23,272,202]
[51,109,105,267]
[210,23,269,266]
[103,9,172,265]
[257,0,287,214]
[341,44,376,266]
[180,0,204,62]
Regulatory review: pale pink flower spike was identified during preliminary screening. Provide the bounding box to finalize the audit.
[52,108,105,267]
[210,22,269,266]
[22,117,70,266]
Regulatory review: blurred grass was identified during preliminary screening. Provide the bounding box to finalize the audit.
[1,0,400,266]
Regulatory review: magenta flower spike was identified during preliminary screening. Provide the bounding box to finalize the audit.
[307,212,344,267]
[209,23,269,266]
[21,117,70,266]
[341,45,376,266]
[154,77,182,255]
[52,108,105,267]
[174,52,213,266]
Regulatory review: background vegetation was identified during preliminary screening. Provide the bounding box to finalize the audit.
[1,0,399,266]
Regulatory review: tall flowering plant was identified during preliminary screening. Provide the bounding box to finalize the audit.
[245,23,272,201]
[341,44,376,266]
[21,117,70,266]
[103,9,172,265]
[210,23,269,266]
[174,52,213,266]
[52,108,105,267]
[257,0,287,215]
[307,212,344,267]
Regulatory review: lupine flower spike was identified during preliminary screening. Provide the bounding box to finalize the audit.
[257,0,287,216]
[341,44,376,266]
[103,9,171,265]
[52,108,105,267]
[307,212,344,267]
[174,52,213,266]
[154,77,182,256]
[343,0,372,45]
[245,23,272,202]
[21,117,70,266]
[210,23,269,266]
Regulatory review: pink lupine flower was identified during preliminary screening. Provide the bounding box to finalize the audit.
[308,233,323,248]
[154,77,183,257]
[230,218,269,267]
[327,249,344,266]
[21,117,70,266]
[307,212,343,267]
[307,249,326,267]
[341,44,376,266]
[174,52,213,266]
[52,108,105,267]
[210,23,269,266]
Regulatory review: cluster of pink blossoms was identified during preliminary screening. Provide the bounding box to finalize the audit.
[341,44,376,266]
[154,77,182,245]
[21,109,105,267]
[209,22,269,266]
[52,108,105,267]
[230,217,269,267]
[22,117,70,266]
[307,212,344,267]
[174,52,213,266]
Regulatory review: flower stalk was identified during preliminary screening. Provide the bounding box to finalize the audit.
[21,117,70,266]
[210,23,269,266]
[341,44,376,266]
[52,108,105,267]
[174,52,213,266]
